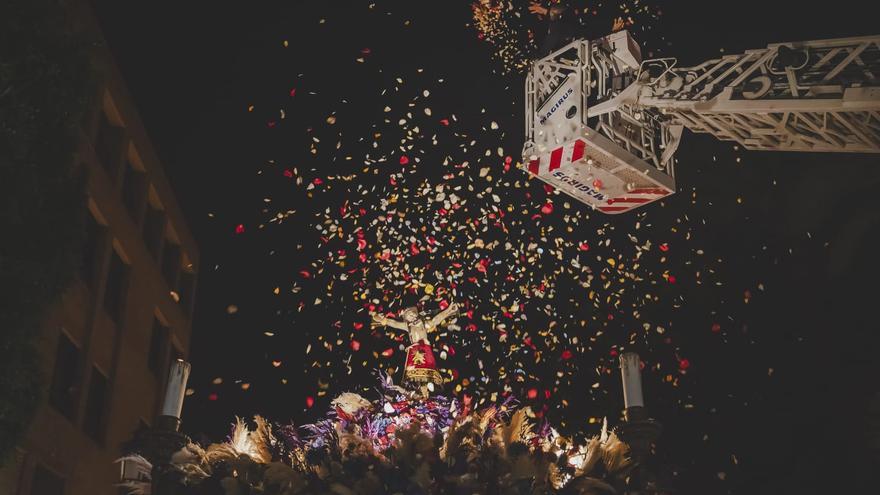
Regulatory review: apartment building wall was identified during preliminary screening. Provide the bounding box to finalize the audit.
[0,10,199,495]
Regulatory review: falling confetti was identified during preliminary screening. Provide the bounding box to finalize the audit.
[197,2,767,489]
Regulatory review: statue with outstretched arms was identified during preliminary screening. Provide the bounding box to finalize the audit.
[371,303,459,393]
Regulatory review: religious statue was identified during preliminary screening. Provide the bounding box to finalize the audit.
[371,303,460,395]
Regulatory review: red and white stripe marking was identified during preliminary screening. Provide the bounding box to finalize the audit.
[526,139,670,214]
[527,139,586,174]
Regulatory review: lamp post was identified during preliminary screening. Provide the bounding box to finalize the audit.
[617,352,663,494]
[127,360,192,495]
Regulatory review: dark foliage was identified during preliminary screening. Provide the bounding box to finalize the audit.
[0,0,95,463]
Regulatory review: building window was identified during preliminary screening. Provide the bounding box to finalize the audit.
[121,162,147,224]
[142,204,166,260]
[161,242,181,291]
[80,211,105,290]
[104,248,130,325]
[49,332,80,420]
[83,366,108,444]
[148,318,168,377]
[31,464,65,495]
[95,111,124,180]
[178,269,197,316]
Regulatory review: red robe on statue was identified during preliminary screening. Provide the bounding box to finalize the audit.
[403,341,442,385]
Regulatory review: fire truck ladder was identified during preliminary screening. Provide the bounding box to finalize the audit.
[521,32,880,214]
[636,35,880,153]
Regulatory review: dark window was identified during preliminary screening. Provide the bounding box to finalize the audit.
[103,249,130,324]
[148,318,168,377]
[80,212,105,289]
[178,270,197,316]
[31,464,65,495]
[161,242,181,291]
[82,366,108,444]
[49,333,80,420]
[121,162,147,223]
[95,112,124,180]
[142,205,166,260]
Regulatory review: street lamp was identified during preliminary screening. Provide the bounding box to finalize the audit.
[124,360,192,495]
[617,352,663,494]
[159,359,191,431]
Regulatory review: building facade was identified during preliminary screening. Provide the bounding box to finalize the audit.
[0,8,199,495]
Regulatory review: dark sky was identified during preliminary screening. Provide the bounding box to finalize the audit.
[92,1,879,493]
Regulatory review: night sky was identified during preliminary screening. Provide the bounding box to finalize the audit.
[93,1,879,493]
